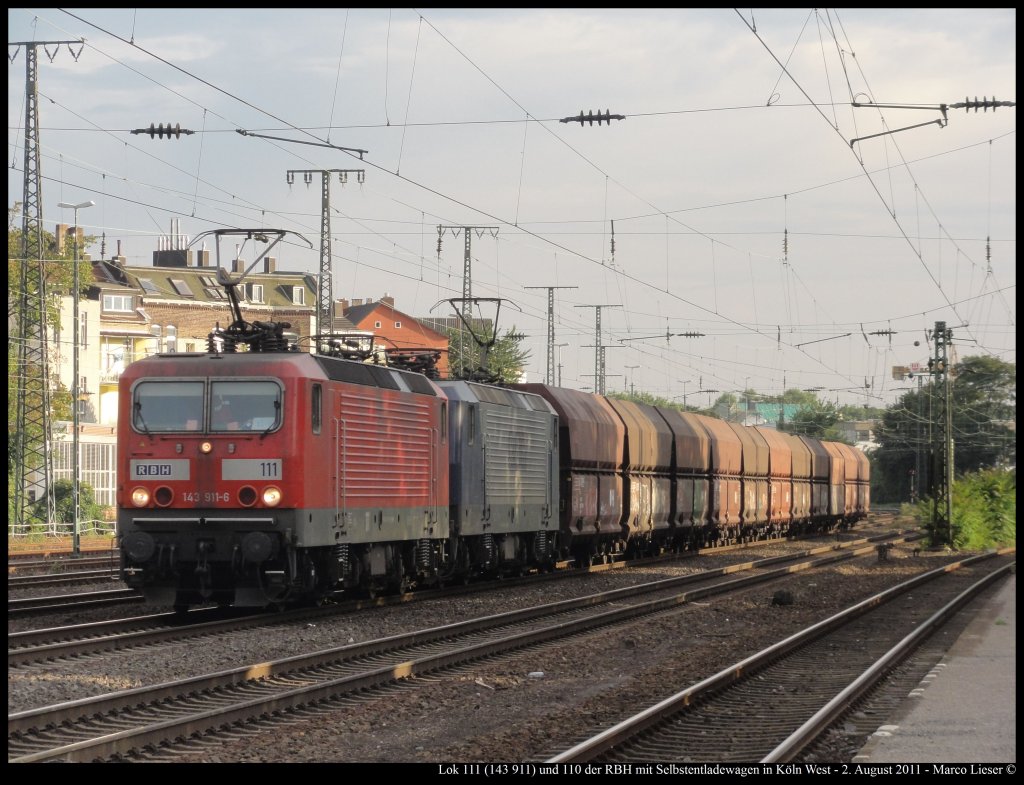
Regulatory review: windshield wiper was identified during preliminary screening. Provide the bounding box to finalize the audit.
[134,402,152,437]
[259,400,281,440]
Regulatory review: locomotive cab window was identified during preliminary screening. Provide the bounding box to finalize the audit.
[211,380,283,433]
[133,381,204,432]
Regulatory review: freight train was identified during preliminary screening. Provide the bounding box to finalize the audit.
[116,232,868,611]
[116,345,869,610]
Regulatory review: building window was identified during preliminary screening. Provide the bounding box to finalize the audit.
[247,283,264,303]
[165,325,177,353]
[102,294,133,312]
[374,321,382,329]
[170,278,194,297]
[292,286,305,306]
[81,311,88,348]
[103,342,128,378]
[394,321,402,329]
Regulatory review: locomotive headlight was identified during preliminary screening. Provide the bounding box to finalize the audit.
[131,487,151,507]
[200,441,213,454]
[262,486,282,507]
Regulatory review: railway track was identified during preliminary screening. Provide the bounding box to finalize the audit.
[6,516,899,622]
[8,568,122,592]
[8,526,909,666]
[545,552,1015,763]
[8,589,144,617]
[8,555,118,575]
[8,530,926,762]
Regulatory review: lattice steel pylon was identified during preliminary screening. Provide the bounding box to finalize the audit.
[436,225,500,318]
[526,285,576,385]
[10,39,83,533]
[575,304,620,395]
[286,168,364,352]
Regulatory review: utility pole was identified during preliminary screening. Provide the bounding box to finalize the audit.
[525,285,577,385]
[582,345,623,394]
[625,365,640,396]
[438,225,499,373]
[437,225,499,319]
[58,200,94,556]
[286,168,365,351]
[678,379,690,408]
[929,321,955,546]
[575,304,620,395]
[555,343,568,387]
[913,374,924,504]
[10,38,84,535]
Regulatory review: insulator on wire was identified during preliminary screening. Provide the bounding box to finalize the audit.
[949,96,1016,113]
[131,122,194,139]
[559,109,625,126]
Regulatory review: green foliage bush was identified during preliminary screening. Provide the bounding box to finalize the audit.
[905,469,1015,549]
[28,478,107,532]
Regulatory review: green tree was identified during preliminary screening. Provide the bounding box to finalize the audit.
[444,324,531,384]
[871,356,1015,503]
[712,392,739,420]
[779,399,844,440]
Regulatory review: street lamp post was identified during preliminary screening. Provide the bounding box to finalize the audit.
[555,343,568,387]
[58,200,94,556]
[625,365,640,396]
[677,379,690,408]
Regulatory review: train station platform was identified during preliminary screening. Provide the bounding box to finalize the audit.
[853,571,1016,764]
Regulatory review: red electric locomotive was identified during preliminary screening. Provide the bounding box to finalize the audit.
[117,350,450,609]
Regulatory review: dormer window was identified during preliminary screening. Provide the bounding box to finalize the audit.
[291,285,305,306]
[170,278,194,297]
[102,293,134,313]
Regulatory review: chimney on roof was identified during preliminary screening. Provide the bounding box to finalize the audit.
[264,256,276,273]
[153,249,190,267]
[381,293,395,307]
[352,298,363,306]
[195,249,210,267]
[233,259,245,274]
[337,298,350,313]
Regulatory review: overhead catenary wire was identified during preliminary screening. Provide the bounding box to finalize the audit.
[16,9,1012,402]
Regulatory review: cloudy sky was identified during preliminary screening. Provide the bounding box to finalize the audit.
[8,8,1016,407]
